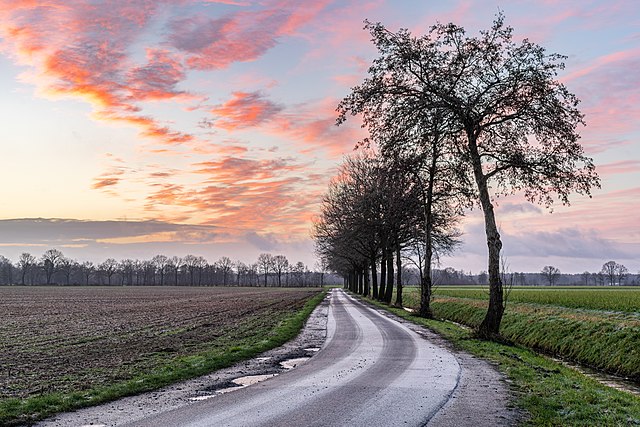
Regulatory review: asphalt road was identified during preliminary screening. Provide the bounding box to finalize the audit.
[125,288,461,427]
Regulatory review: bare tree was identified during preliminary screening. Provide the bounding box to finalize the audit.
[167,256,182,286]
[601,261,628,286]
[338,14,599,338]
[601,261,617,286]
[151,255,169,286]
[616,264,628,286]
[272,255,289,287]
[79,261,94,285]
[17,252,36,285]
[257,253,274,286]
[58,256,74,285]
[541,266,561,286]
[41,249,64,285]
[100,258,118,285]
[183,255,199,286]
[217,256,233,286]
[581,271,591,286]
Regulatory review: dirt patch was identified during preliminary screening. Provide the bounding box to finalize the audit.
[36,292,330,426]
[0,286,320,400]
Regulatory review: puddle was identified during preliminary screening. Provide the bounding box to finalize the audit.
[280,357,310,370]
[233,374,278,386]
[551,357,640,397]
[189,394,217,401]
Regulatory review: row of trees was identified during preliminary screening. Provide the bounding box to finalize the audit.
[542,261,632,286]
[316,14,599,338]
[0,250,327,287]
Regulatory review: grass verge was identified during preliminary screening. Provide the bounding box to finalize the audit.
[432,297,640,381]
[0,290,326,427]
[362,297,640,426]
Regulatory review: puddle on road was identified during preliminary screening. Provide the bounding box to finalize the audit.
[192,352,316,400]
[195,374,280,397]
[280,357,310,370]
[189,394,217,401]
[233,374,278,386]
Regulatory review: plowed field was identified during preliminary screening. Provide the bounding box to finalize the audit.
[0,286,320,401]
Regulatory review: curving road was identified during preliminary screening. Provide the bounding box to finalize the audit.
[126,288,462,427]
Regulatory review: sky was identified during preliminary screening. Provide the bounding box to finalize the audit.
[0,0,638,274]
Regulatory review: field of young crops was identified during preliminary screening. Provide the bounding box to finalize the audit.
[430,286,640,312]
[402,286,640,381]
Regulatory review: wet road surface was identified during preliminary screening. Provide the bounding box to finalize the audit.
[125,288,461,427]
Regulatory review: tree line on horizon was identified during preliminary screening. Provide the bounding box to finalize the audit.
[315,14,601,338]
[0,249,328,288]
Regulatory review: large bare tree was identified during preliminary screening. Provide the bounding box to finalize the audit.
[338,14,599,338]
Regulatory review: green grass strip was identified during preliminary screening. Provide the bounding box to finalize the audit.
[0,291,327,427]
[361,296,640,426]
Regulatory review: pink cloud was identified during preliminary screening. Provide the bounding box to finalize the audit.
[0,0,199,146]
[168,1,334,70]
[596,160,640,176]
[207,91,365,157]
[210,91,284,130]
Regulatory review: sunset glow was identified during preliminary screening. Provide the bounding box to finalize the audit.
[1,0,638,272]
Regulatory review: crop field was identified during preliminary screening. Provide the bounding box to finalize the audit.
[402,286,640,381]
[431,286,640,312]
[0,286,322,424]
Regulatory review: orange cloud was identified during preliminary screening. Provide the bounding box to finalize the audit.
[0,1,198,146]
[140,155,327,237]
[210,91,284,130]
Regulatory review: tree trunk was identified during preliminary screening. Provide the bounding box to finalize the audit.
[420,230,434,318]
[364,266,370,297]
[394,245,402,307]
[379,248,387,301]
[469,132,504,339]
[385,247,394,303]
[370,257,378,299]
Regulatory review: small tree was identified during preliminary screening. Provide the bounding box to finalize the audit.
[41,249,64,285]
[17,252,36,285]
[616,264,628,286]
[217,256,233,286]
[272,255,289,287]
[601,261,618,286]
[257,253,274,286]
[541,265,561,286]
[100,258,118,285]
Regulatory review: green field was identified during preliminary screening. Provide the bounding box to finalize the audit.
[429,286,640,312]
[402,286,640,381]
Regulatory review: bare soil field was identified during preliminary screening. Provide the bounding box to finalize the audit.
[0,286,320,403]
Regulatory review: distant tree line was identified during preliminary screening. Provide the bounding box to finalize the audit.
[539,261,635,287]
[344,264,639,288]
[0,250,334,287]
[317,14,600,338]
